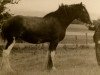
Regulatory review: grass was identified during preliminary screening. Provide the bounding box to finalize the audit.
[0,44,99,75]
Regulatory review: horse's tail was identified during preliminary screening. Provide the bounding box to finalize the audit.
[0,19,11,41]
[1,17,14,41]
[1,23,7,41]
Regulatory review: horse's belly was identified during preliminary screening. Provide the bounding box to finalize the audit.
[20,34,50,44]
[28,38,49,44]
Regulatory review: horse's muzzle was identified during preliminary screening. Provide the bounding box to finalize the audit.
[88,20,93,25]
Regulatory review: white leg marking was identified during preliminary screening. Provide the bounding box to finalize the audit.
[1,37,15,72]
[46,51,56,69]
[3,37,15,57]
[51,51,56,70]
[44,51,50,70]
[46,51,55,59]
[51,51,55,59]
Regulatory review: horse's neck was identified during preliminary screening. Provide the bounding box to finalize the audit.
[44,10,76,28]
[56,11,76,28]
[44,12,55,18]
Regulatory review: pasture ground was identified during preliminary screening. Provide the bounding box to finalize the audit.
[0,44,100,75]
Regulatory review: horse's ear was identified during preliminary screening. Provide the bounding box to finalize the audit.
[61,3,64,6]
[80,2,82,5]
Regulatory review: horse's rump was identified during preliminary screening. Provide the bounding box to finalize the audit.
[1,15,59,43]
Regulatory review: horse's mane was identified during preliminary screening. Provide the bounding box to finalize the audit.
[43,3,85,18]
[43,4,69,18]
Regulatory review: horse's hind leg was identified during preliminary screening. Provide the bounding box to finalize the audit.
[1,37,15,73]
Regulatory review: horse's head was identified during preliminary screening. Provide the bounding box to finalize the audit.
[76,2,92,25]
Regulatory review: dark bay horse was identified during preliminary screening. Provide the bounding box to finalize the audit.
[1,3,92,72]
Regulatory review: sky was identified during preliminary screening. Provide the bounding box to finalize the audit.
[6,0,100,20]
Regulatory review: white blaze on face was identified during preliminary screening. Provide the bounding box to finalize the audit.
[98,40,100,44]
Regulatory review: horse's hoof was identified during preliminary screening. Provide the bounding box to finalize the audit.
[52,67,56,71]
[0,67,15,75]
[46,67,57,72]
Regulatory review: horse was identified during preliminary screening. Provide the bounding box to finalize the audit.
[1,2,92,72]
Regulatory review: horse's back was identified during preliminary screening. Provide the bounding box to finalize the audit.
[1,15,57,41]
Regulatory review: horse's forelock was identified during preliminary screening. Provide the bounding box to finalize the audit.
[57,3,87,12]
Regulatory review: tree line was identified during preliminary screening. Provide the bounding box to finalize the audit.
[0,0,20,29]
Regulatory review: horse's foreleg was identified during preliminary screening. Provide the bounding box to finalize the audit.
[47,42,58,70]
[47,50,56,70]
[1,37,15,73]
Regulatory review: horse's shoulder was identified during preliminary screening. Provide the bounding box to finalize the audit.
[44,17,58,24]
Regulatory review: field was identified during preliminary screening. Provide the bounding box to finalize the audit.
[0,24,100,75]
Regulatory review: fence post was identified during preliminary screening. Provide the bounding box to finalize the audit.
[75,35,78,48]
[86,33,88,46]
